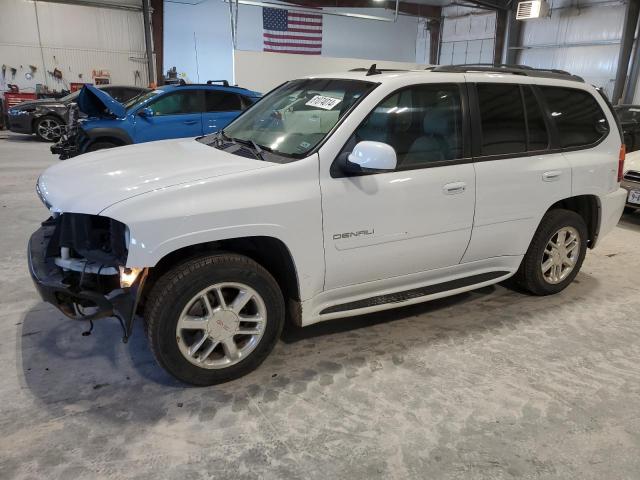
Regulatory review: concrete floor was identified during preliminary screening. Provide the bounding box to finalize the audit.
[1,132,640,480]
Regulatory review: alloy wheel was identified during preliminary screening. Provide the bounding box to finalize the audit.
[37,119,62,141]
[175,282,267,369]
[541,226,580,284]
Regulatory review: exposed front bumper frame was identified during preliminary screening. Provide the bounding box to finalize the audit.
[28,224,146,341]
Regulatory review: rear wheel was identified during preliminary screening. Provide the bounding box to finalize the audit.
[515,209,588,296]
[34,116,63,142]
[86,140,118,152]
[146,253,285,385]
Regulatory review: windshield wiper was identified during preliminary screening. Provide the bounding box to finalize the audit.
[225,136,272,160]
[250,140,265,161]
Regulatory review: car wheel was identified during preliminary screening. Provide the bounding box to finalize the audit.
[86,141,118,152]
[34,116,63,142]
[145,253,285,386]
[514,209,588,296]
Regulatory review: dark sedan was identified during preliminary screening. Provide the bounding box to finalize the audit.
[7,85,150,141]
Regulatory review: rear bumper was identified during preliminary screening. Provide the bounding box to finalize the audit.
[621,178,640,208]
[594,188,627,247]
[28,224,139,325]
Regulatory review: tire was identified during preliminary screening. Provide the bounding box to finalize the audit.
[34,115,64,142]
[146,253,285,386]
[86,141,118,152]
[624,206,636,215]
[514,209,588,296]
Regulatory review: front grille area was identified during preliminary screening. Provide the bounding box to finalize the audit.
[624,170,640,183]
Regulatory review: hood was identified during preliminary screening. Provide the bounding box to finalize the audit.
[77,84,126,118]
[626,150,640,173]
[38,138,274,215]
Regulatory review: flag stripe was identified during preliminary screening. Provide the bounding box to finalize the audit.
[264,31,322,38]
[264,40,322,48]
[264,48,321,55]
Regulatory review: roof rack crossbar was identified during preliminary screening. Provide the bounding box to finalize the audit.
[206,79,230,86]
[349,64,410,75]
[427,64,584,83]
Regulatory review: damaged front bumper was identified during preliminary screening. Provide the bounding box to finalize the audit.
[28,221,146,341]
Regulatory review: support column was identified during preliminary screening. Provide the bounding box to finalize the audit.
[151,0,164,85]
[494,8,508,65]
[428,18,442,65]
[142,0,156,85]
[503,7,521,65]
[613,0,640,104]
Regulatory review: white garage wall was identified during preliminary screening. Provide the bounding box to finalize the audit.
[164,0,424,86]
[439,5,496,65]
[0,0,148,94]
[163,0,234,85]
[518,0,624,98]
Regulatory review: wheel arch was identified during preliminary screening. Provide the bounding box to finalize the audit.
[84,127,133,149]
[31,112,64,130]
[141,236,302,322]
[547,194,600,248]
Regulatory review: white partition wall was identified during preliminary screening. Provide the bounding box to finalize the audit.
[234,50,425,93]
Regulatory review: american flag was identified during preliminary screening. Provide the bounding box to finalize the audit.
[262,7,322,55]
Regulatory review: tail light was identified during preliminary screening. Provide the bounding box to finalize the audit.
[618,144,626,182]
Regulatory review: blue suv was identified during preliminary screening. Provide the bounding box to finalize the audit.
[52,82,261,159]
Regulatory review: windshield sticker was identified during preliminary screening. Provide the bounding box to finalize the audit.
[305,95,342,110]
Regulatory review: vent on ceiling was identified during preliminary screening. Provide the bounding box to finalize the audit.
[516,0,549,20]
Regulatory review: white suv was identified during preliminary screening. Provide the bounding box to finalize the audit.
[29,65,627,385]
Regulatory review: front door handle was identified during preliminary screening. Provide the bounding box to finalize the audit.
[443,181,466,195]
[183,120,198,125]
[543,170,562,181]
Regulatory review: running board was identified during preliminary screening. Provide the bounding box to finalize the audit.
[319,271,509,315]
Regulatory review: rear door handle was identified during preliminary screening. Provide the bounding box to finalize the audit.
[443,181,466,195]
[543,170,562,181]
[183,120,198,125]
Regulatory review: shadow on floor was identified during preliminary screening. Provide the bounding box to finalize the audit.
[15,268,601,428]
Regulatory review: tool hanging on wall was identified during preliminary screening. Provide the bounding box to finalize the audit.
[10,67,17,79]
[1,65,5,81]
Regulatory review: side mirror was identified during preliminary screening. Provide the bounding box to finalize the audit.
[344,141,397,174]
[138,107,153,118]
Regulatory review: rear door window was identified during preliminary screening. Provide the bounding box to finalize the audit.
[477,84,527,156]
[204,91,242,112]
[539,86,609,148]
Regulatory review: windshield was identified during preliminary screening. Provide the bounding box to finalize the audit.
[124,89,163,110]
[209,78,376,157]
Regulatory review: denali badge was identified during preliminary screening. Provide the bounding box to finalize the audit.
[333,229,374,240]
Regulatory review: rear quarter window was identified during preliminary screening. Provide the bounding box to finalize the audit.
[539,87,609,149]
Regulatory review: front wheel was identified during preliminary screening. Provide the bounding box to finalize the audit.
[514,209,588,296]
[145,253,285,385]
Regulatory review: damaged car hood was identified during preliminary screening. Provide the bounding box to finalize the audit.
[38,138,274,214]
[77,84,126,118]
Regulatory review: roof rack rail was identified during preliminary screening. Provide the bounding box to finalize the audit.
[349,64,409,75]
[426,64,584,82]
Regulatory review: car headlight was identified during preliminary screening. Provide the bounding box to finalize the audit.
[35,177,52,210]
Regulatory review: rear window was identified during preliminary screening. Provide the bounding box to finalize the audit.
[539,87,609,148]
